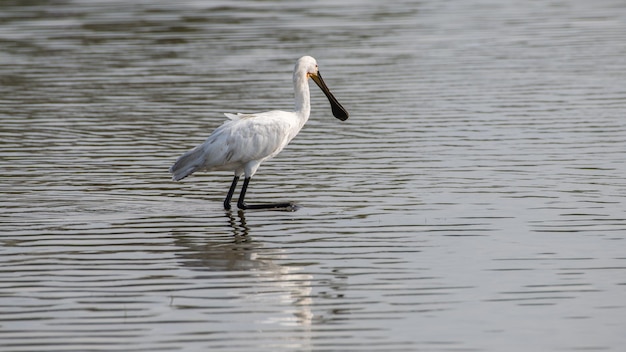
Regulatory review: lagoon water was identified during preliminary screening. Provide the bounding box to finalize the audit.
[1,0,625,351]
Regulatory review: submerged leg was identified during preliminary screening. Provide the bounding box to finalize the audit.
[223,176,239,210]
[237,177,297,211]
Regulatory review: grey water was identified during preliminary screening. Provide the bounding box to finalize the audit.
[1,0,625,351]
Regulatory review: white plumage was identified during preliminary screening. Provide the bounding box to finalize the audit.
[169,56,348,210]
[170,110,298,181]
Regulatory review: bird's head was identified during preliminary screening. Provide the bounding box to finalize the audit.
[296,56,349,121]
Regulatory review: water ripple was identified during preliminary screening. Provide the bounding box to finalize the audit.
[2,0,626,351]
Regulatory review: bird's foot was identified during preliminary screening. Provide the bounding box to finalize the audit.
[237,201,299,212]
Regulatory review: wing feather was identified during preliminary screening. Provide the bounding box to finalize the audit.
[184,110,297,173]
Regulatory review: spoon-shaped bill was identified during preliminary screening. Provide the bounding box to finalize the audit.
[311,71,349,121]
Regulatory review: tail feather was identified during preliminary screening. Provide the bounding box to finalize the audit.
[169,146,205,181]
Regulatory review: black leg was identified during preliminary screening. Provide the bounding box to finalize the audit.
[237,177,297,211]
[223,176,239,210]
[236,177,252,210]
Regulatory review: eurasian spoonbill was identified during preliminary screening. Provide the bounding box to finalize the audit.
[169,56,349,210]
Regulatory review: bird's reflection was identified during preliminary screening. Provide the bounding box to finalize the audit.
[226,210,250,239]
[170,210,314,327]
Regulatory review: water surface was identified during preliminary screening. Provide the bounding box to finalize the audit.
[1,0,626,351]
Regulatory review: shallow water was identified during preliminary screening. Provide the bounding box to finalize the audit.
[1,0,626,351]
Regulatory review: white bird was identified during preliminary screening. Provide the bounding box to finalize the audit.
[169,56,349,210]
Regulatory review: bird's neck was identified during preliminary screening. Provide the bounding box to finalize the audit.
[293,71,311,122]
